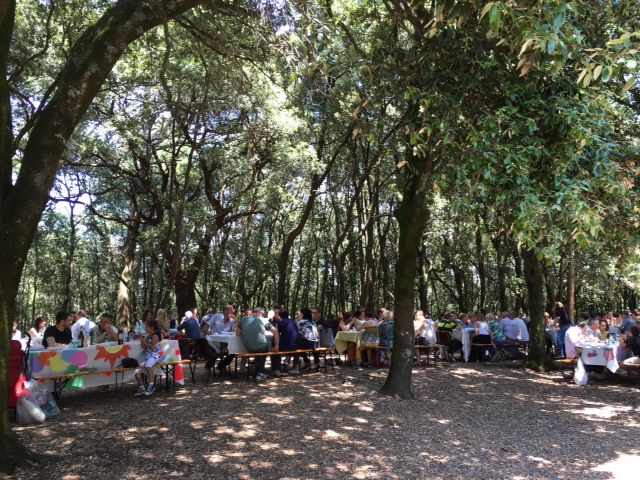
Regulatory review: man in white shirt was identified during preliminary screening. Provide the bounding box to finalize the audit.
[565,322,588,359]
[71,309,96,345]
[501,310,529,357]
[95,312,118,344]
[203,305,236,334]
[585,318,602,342]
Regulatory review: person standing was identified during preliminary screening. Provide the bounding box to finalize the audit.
[555,302,572,358]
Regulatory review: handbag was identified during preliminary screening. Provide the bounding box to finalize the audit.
[121,358,139,368]
[319,328,335,348]
[361,326,380,347]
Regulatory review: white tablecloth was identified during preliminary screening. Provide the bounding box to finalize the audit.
[28,340,184,390]
[454,328,475,362]
[578,343,619,373]
[207,332,273,355]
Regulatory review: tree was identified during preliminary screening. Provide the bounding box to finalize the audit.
[0,0,212,473]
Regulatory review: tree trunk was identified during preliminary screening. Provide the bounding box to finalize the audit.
[513,246,524,311]
[475,213,486,312]
[116,215,140,329]
[380,143,433,398]
[567,241,575,323]
[492,236,508,312]
[522,248,553,371]
[417,249,430,312]
[0,1,204,473]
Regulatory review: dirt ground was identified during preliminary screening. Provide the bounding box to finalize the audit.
[11,361,640,479]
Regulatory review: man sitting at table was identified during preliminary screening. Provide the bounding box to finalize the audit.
[71,309,96,346]
[177,311,202,340]
[95,312,118,343]
[501,310,529,357]
[564,321,588,359]
[203,304,236,335]
[43,310,73,348]
[585,317,603,342]
[236,313,280,381]
[277,309,300,373]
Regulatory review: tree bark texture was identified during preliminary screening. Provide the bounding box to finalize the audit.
[567,241,576,323]
[522,248,553,371]
[380,146,433,398]
[0,1,205,474]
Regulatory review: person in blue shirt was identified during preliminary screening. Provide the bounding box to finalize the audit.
[177,311,202,340]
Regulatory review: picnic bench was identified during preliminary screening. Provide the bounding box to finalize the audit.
[32,359,192,406]
[234,347,334,379]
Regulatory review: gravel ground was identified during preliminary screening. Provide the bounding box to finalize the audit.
[12,361,640,480]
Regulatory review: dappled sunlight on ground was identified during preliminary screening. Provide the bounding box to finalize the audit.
[12,361,640,479]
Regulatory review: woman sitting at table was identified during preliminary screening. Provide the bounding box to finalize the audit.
[355,310,379,367]
[621,325,640,368]
[134,310,153,339]
[378,310,394,366]
[598,319,610,342]
[470,312,494,362]
[486,313,505,359]
[338,311,355,331]
[155,308,170,338]
[29,316,47,338]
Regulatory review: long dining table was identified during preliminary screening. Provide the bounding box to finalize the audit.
[28,340,185,391]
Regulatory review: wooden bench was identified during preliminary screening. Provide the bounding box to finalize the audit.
[470,343,494,362]
[553,358,577,379]
[32,359,192,406]
[234,347,334,379]
[621,362,640,386]
[415,344,442,367]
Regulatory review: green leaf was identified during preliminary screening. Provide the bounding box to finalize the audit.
[489,5,500,29]
[592,64,603,80]
[622,76,636,93]
[553,12,565,30]
[547,39,556,54]
[601,66,612,83]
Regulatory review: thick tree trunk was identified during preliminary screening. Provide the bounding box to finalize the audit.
[493,237,508,312]
[380,145,432,398]
[0,1,205,474]
[522,248,553,371]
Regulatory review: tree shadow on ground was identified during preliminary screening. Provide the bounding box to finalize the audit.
[12,361,640,479]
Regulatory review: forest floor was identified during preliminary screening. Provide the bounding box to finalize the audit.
[11,359,640,480]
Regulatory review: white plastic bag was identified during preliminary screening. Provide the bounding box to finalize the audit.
[573,358,588,386]
[16,397,46,424]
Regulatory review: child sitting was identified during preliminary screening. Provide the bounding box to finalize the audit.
[134,320,162,396]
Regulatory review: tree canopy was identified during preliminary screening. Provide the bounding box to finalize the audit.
[1,0,639,473]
